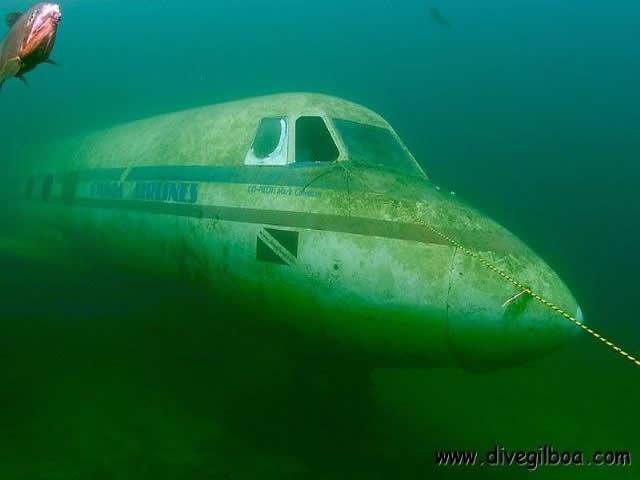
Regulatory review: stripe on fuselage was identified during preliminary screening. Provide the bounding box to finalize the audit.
[67,197,447,245]
[127,164,329,187]
[23,165,448,245]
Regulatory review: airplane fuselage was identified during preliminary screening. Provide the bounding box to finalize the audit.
[0,93,582,371]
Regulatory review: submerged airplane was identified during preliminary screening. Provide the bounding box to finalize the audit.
[0,93,582,371]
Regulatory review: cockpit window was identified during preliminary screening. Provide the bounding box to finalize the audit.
[295,116,339,163]
[333,119,425,178]
[245,117,289,166]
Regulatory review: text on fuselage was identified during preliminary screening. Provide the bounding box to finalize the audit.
[90,181,199,204]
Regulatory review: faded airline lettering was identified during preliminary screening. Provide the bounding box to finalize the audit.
[90,182,123,200]
[133,182,199,204]
[88,181,199,204]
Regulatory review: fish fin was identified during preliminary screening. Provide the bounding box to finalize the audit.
[16,74,28,87]
[2,57,22,78]
[0,57,22,82]
[45,58,59,66]
[5,12,22,28]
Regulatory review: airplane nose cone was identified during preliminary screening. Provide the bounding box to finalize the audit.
[446,248,581,371]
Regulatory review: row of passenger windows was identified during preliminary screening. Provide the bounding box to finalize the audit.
[25,172,80,201]
[25,174,53,200]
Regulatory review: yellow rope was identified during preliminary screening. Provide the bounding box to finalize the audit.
[418,219,640,369]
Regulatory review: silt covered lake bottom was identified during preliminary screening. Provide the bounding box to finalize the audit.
[0,252,637,480]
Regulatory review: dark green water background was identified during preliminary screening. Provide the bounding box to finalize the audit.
[1,1,639,478]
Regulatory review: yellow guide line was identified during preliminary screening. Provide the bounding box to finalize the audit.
[418,219,640,369]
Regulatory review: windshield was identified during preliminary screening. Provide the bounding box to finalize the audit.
[332,119,425,178]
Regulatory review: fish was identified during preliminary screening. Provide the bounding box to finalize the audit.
[0,3,62,91]
[429,7,450,28]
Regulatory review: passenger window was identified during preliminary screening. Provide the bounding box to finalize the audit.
[42,174,53,200]
[245,117,288,166]
[295,116,339,163]
[61,171,79,204]
[25,177,35,199]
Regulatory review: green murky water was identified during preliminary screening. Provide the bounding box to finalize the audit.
[1,1,638,478]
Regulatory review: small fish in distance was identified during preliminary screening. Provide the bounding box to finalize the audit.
[429,7,451,28]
